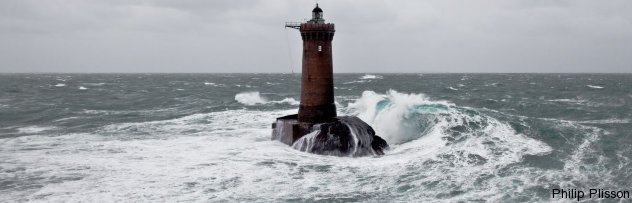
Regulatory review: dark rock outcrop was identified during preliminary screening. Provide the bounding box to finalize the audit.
[273,115,388,157]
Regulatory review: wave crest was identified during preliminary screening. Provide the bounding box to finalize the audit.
[346,89,552,166]
[234,92,299,106]
[360,74,383,80]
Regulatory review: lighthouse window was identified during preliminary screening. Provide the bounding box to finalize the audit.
[318,45,322,52]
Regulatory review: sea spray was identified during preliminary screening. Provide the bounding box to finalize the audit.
[235,92,267,105]
[347,90,450,144]
[345,90,552,162]
[291,125,321,152]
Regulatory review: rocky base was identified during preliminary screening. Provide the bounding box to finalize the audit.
[272,115,388,157]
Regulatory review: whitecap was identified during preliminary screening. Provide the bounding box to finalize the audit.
[235,92,267,106]
[587,85,604,89]
[17,126,56,134]
[343,80,367,84]
[234,92,298,106]
[54,83,66,87]
[547,99,585,104]
[485,82,501,87]
[447,87,458,91]
[78,86,88,90]
[203,82,226,87]
[84,83,106,86]
[270,98,300,105]
[360,74,383,80]
[580,118,630,124]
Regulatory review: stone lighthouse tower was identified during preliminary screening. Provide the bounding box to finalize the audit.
[287,4,337,123]
[272,4,388,157]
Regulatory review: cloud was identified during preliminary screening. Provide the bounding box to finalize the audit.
[0,0,630,73]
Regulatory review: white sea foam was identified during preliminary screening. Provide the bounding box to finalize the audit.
[17,126,56,134]
[587,85,604,89]
[203,82,225,87]
[235,92,267,105]
[234,92,298,106]
[447,87,458,91]
[234,84,255,88]
[360,74,383,80]
[54,83,66,87]
[579,118,630,124]
[271,98,300,105]
[343,80,367,84]
[78,86,88,90]
[547,99,585,103]
[84,83,106,86]
[485,82,501,87]
[344,90,558,201]
[0,90,615,202]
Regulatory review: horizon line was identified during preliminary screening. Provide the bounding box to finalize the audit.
[1,72,631,74]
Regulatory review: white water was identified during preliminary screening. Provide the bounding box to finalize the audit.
[16,126,56,134]
[360,74,383,80]
[2,90,609,202]
[234,91,298,106]
[587,85,604,89]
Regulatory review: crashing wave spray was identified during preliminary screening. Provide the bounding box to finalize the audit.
[346,90,552,157]
[347,90,450,144]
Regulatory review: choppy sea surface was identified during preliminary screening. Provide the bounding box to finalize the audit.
[1,73,630,202]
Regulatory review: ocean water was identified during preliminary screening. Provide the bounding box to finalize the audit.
[0,73,630,202]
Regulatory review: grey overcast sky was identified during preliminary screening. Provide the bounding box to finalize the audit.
[0,0,631,73]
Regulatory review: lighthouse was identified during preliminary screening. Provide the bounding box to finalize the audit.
[290,4,337,123]
[272,4,388,157]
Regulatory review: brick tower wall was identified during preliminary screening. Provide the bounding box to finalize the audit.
[298,23,336,123]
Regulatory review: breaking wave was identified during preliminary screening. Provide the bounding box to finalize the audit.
[360,74,383,80]
[346,90,551,149]
[587,85,604,89]
[234,92,299,106]
[340,90,561,201]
